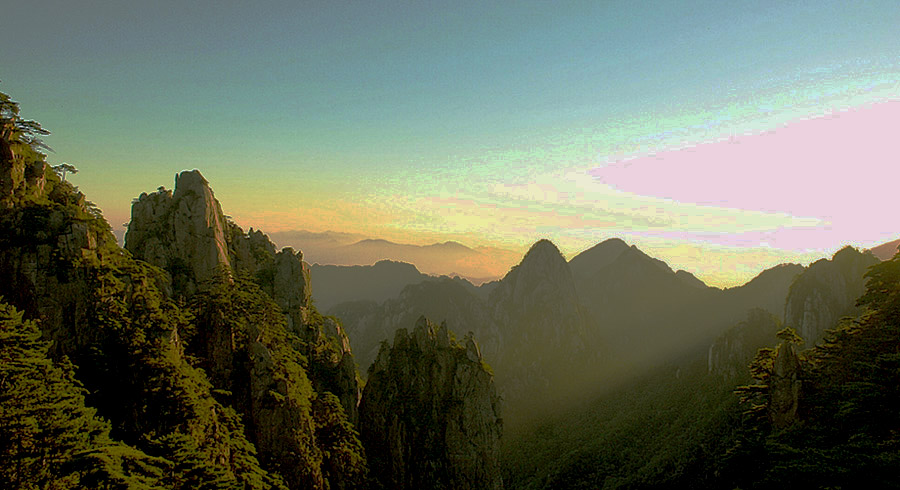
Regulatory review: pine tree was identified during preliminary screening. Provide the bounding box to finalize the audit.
[0,300,167,489]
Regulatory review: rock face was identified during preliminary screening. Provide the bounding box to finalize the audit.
[126,170,230,294]
[359,316,503,490]
[0,142,114,355]
[708,309,780,379]
[768,341,801,428]
[784,246,878,345]
[1,134,291,486]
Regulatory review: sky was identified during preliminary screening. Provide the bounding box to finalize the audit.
[2,0,899,287]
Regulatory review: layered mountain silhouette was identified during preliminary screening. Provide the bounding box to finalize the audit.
[268,230,519,284]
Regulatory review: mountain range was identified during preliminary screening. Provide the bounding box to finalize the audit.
[267,230,520,284]
[4,89,900,490]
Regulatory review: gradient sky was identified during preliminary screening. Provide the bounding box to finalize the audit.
[2,1,899,286]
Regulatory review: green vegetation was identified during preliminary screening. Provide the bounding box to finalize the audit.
[503,357,742,489]
[0,300,169,489]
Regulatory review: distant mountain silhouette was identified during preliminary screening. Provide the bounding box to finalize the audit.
[268,230,518,284]
[869,237,900,260]
[568,238,631,279]
[310,260,430,311]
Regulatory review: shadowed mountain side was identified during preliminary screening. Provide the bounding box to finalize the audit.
[486,240,594,414]
[707,308,782,379]
[784,246,878,345]
[310,260,430,311]
[335,239,596,425]
[334,236,810,428]
[560,239,805,390]
[269,230,519,284]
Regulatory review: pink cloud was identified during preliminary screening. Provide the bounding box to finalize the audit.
[591,100,900,249]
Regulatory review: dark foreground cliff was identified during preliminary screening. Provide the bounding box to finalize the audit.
[360,316,504,490]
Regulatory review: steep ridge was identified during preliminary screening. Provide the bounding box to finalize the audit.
[784,246,878,345]
[333,239,592,424]
[569,241,721,374]
[125,170,230,295]
[335,237,809,428]
[127,171,359,415]
[573,242,804,374]
[567,237,631,280]
[359,316,503,490]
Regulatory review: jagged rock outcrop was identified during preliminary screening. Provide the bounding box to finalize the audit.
[0,143,116,356]
[0,136,47,206]
[0,126,289,487]
[126,170,319,332]
[359,316,503,490]
[768,341,801,428]
[708,309,780,378]
[784,246,878,345]
[125,170,231,295]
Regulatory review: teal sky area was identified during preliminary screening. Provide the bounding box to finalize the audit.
[2,1,899,286]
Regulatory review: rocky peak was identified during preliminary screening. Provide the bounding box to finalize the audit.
[126,169,231,294]
[486,239,590,419]
[359,316,503,490]
[496,239,577,306]
[568,237,630,278]
[127,170,358,421]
